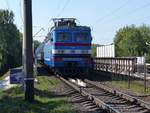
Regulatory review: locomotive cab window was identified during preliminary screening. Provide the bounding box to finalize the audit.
[56,32,71,42]
[75,32,89,42]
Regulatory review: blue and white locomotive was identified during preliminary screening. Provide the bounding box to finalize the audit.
[37,18,92,76]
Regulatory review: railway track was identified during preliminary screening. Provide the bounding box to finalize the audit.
[59,76,150,113]
[58,77,104,113]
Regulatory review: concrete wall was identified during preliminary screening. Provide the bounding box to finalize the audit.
[96,44,115,57]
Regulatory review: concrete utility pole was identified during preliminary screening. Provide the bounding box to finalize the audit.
[23,0,34,102]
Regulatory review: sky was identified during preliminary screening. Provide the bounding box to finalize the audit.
[0,0,150,45]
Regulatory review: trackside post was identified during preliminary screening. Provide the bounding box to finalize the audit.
[23,0,34,102]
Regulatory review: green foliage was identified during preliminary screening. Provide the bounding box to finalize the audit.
[0,10,22,75]
[36,76,60,90]
[91,44,97,57]
[0,76,75,113]
[139,24,150,43]
[114,25,150,62]
[33,40,41,50]
[112,80,150,95]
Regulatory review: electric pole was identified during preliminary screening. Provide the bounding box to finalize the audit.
[23,0,34,102]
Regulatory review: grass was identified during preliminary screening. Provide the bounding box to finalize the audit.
[36,76,60,90]
[0,76,75,113]
[111,80,150,95]
[90,71,150,95]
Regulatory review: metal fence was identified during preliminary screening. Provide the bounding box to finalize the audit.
[94,57,136,76]
[93,57,150,92]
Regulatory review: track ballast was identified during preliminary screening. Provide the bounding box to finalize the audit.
[59,76,150,113]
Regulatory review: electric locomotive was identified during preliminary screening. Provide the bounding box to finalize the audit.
[41,18,92,76]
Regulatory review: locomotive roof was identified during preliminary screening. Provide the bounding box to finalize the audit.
[50,18,91,32]
[50,25,91,32]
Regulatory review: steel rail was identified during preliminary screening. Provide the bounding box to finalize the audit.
[59,76,120,113]
[85,79,150,111]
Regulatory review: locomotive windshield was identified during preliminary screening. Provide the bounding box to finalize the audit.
[56,32,71,42]
[75,32,89,42]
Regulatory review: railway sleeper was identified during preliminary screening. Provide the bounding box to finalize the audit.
[85,79,150,112]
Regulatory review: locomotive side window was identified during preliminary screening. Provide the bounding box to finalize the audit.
[75,32,89,42]
[57,32,71,42]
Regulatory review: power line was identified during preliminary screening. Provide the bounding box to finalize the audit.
[118,2,150,20]
[33,35,46,38]
[132,16,150,25]
[55,0,62,16]
[45,0,63,36]
[47,0,72,33]
[1,0,11,23]
[57,0,71,17]
[5,0,10,11]
[93,0,130,26]
[96,2,150,27]
[19,0,24,24]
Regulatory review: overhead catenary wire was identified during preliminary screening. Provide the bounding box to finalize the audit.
[5,0,10,11]
[132,16,150,25]
[125,2,150,17]
[47,0,62,31]
[19,0,24,24]
[2,0,11,23]
[109,2,150,23]
[55,0,62,16]
[57,0,71,17]
[92,1,150,43]
[95,1,150,27]
[33,35,46,38]
[47,0,72,34]
[19,0,45,37]
[93,0,130,26]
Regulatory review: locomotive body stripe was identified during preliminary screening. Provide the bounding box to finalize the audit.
[45,58,50,61]
[52,49,91,54]
[52,43,91,46]
[55,43,91,46]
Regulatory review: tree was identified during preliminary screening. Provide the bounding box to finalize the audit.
[114,25,149,58]
[138,25,150,61]
[91,44,97,57]
[33,40,41,50]
[138,25,150,44]
[0,10,22,75]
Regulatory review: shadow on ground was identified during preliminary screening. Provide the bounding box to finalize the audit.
[37,66,52,76]
[86,70,112,81]
[86,70,132,82]
[0,87,74,113]
[34,88,75,98]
